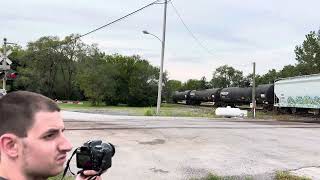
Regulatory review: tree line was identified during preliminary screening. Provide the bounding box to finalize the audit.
[4,35,160,106]
[2,29,320,106]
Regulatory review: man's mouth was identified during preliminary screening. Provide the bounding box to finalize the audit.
[56,154,67,164]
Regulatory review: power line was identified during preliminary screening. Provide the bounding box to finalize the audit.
[169,1,252,70]
[79,0,162,38]
[169,1,215,56]
[33,0,162,53]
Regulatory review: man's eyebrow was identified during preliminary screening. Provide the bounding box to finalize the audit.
[43,128,64,135]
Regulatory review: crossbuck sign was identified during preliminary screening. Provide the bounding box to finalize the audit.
[0,49,12,70]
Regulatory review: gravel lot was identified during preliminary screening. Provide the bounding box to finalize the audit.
[62,111,320,180]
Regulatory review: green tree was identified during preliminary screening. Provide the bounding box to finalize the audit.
[106,54,159,106]
[211,65,244,88]
[57,34,88,100]
[199,76,211,89]
[294,30,320,75]
[127,56,159,106]
[181,79,202,90]
[76,50,117,105]
[14,35,89,100]
[256,69,279,84]
[17,36,62,98]
[279,65,301,78]
[163,79,182,103]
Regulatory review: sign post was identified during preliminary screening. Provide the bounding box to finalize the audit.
[0,38,13,90]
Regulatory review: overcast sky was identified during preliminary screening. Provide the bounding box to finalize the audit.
[1,0,319,82]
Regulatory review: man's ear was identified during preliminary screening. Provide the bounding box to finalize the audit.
[0,134,20,158]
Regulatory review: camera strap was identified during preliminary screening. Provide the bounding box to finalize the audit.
[61,148,79,180]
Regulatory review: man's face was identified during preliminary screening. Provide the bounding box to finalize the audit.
[20,111,72,177]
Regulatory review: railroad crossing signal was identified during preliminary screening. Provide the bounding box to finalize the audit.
[0,49,12,70]
[2,37,17,91]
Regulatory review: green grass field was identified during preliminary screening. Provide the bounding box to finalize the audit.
[59,102,218,117]
[59,101,299,120]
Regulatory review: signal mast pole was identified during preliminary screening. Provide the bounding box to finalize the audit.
[2,38,7,90]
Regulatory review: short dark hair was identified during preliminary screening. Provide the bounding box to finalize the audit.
[0,91,60,137]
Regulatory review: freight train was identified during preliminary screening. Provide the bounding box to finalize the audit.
[172,74,320,114]
[172,84,274,108]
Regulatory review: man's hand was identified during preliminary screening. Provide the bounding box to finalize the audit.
[75,170,102,180]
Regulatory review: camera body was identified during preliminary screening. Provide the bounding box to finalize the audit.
[76,140,115,172]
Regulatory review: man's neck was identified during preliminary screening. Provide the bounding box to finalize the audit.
[0,162,49,180]
[0,163,28,180]
[0,164,9,180]
[0,176,8,180]
[0,170,47,180]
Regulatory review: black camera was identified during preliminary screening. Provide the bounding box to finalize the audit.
[76,140,115,172]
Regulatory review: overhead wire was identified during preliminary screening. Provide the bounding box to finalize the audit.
[169,1,215,56]
[26,0,252,73]
[78,0,162,39]
[34,0,163,53]
[169,1,252,71]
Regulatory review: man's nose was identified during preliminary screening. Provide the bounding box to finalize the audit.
[59,135,73,152]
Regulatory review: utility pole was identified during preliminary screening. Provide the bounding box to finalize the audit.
[252,62,256,119]
[156,0,167,115]
[2,38,7,90]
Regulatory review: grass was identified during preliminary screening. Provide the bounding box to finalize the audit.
[158,104,217,117]
[59,102,219,118]
[58,101,107,109]
[191,173,253,180]
[144,107,156,116]
[247,110,274,119]
[275,171,311,180]
[59,101,306,121]
[59,101,147,116]
[194,172,311,180]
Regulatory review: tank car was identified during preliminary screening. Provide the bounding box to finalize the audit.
[189,88,222,105]
[172,90,191,104]
[219,87,252,107]
[255,84,274,110]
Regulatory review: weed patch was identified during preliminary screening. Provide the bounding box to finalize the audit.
[275,171,311,180]
[192,173,253,180]
[144,108,156,116]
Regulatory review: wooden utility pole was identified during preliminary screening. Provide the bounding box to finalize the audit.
[252,62,256,118]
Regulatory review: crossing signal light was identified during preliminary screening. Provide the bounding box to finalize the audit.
[6,72,17,80]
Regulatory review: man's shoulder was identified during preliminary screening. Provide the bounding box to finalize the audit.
[0,177,7,180]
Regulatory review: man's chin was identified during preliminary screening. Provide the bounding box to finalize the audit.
[25,167,65,180]
[48,166,65,177]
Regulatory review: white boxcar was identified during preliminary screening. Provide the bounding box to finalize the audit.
[274,74,320,109]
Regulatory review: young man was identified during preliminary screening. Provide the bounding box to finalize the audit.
[0,91,102,180]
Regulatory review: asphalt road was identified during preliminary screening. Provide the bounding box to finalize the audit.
[62,111,320,180]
